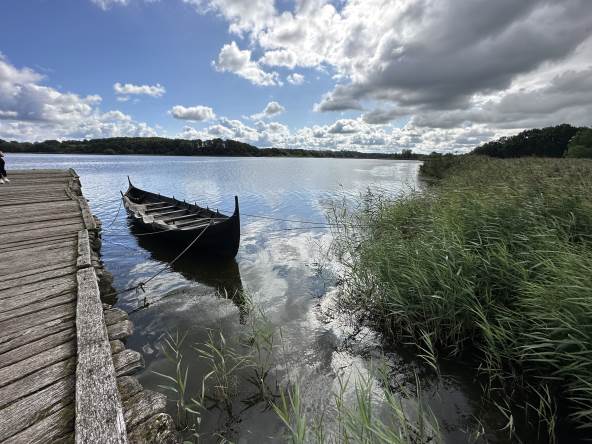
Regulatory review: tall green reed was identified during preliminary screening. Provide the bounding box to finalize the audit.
[330,157,592,439]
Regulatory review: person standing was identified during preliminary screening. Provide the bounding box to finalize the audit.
[0,151,9,184]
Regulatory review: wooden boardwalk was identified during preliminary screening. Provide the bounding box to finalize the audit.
[0,170,176,443]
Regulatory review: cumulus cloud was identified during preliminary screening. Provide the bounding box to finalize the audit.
[195,0,592,148]
[91,0,129,10]
[176,111,497,154]
[113,82,165,98]
[182,0,276,34]
[287,73,304,85]
[213,41,280,86]
[0,54,157,141]
[314,86,363,112]
[250,101,285,120]
[169,105,216,121]
[327,119,360,134]
[260,49,298,68]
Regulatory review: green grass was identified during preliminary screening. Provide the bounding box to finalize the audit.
[332,156,592,439]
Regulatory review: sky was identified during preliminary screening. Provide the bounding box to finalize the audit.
[0,0,591,153]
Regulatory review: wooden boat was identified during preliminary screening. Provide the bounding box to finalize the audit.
[122,178,240,258]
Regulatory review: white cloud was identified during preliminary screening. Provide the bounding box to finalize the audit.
[250,101,285,120]
[197,0,592,147]
[176,111,499,154]
[213,41,280,86]
[327,119,361,134]
[260,49,298,68]
[0,54,157,141]
[113,82,166,98]
[169,105,216,121]
[287,73,304,85]
[182,0,276,35]
[91,0,129,10]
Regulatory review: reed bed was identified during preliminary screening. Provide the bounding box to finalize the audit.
[331,156,592,439]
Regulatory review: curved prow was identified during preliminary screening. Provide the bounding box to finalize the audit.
[127,176,133,187]
[233,195,240,217]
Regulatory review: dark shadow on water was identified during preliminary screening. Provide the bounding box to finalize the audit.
[129,224,247,321]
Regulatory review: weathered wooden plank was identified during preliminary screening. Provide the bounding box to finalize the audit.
[0,328,75,369]
[0,274,76,301]
[0,318,74,355]
[0,234,77,253]
[0,375,75,441]
[107,320,134,340]
[127,413,177,444]
[0,196,72,208]
[8,169,74,175]
[4,404,74,444]
[122,391,167,431]
[0,265,77,290]
[77,230,91,269]
[104,307,129,326]
[0,340,76,389]
[0,218,83,236]
[0,302,75,341]
[0,283,75,314]
[0,252,76,278]
[0,201,79,218]
[117,377,143,402]
[113,349,144,377]
[0,189,72,198]
[0,240,76,264]
[0,239,74,260]
[75,267,127,444]
[0,224,83,245]
[0,280,75,312]
[0,358,76,410]
[78,197,97,231]
[0,292,76,322]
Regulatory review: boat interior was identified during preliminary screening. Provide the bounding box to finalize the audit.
[130,195,227,230]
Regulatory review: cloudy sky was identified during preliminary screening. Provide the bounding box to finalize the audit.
[0,0,591,153]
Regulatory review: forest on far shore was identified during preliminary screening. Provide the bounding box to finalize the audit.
[0,137,420,160]
[2,124,590,160]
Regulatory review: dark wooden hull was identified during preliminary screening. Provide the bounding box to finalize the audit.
[122,180,240,258]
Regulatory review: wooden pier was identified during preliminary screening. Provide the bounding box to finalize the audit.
[0,170,176,443]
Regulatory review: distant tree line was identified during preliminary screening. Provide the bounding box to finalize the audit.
[472,124,591,158]
[0,137,422,160]
[565,128,592,158]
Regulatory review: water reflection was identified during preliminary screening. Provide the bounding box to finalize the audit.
[129,224,247,320]
[8,155,512,443]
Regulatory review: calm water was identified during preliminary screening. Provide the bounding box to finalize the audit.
[9,154,505,443]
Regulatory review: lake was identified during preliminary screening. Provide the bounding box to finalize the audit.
[8,154,505,443]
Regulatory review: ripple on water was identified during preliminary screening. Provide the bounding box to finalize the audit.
[8,154,507,443]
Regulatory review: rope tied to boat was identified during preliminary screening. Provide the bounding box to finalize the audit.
[103,197,123,230]
[102,220,213,300]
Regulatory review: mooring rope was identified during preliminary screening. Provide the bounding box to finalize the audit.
[103,197,123,230]
[102,221,213,299]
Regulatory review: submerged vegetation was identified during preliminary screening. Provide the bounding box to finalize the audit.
[154,299,442,443]
[331,156,592,440]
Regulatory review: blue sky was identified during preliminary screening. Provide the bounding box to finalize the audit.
[0,0,591,152]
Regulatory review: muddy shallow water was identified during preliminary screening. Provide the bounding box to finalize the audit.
[10,154,509,442]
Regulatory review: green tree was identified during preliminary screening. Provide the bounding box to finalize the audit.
[565,128,592,158]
